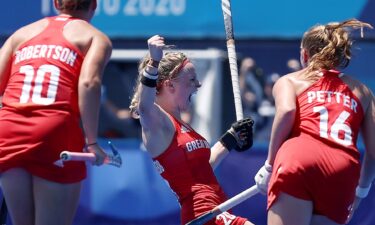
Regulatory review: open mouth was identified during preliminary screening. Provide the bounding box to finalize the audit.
[189,92,197,104]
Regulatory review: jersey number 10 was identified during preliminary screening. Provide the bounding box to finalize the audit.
[19,64,60,105]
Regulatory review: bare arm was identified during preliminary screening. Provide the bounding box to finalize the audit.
[78,32,112,145]
[138,79,174,157]
[347,88,375,222]
[138,35,174,157]
[267,76,297,165]
[209,141,229,170]
[210,117,254,169]
[358,92,375,188]
[255,76,296,194]
[138,35,165,129]
[138,72,163,131]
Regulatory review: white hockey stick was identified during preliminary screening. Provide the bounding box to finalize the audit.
[54,141,122,167]
[221,0,243,120]
[186,2,261,224]
[186,185,259,225]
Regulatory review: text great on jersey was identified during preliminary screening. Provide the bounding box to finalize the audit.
[186,139,210,152]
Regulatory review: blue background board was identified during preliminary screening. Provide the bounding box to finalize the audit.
[1,0,374,39]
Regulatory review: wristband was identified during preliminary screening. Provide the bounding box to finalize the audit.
[219,130,237,151]
[142,70,158,79]
[356,184,372,198]
[141,70,158,88]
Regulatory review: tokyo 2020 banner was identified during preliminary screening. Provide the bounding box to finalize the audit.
[0,0,374,39]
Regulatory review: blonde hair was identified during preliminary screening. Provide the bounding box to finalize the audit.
[56,0,92,11]
[129,52,188,117]
[301,18,373,79]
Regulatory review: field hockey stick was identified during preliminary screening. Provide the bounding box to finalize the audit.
[0,198,7,225]
[54,141,122,168]
[221,0,243,120]
[186,185,258,225]
[187,3,260,225]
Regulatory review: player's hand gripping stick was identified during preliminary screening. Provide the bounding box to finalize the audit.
[54,141,122,167]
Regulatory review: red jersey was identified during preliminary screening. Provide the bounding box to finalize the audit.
[0,16,86,183]
[292,70,363,158]
[268,70,364,223]
[153,115,247,225]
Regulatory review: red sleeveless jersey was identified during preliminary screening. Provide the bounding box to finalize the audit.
[268,70,364,223]
[292,70,364,157]
[3,16,84,114]
[153,115,247,225]
[0,16,86,183]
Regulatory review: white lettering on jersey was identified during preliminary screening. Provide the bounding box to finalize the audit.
[216,212,236,225]
[307,91,358,113]
[14,44,78,67]
[186,139,210,152]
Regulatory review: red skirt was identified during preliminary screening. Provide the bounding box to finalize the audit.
[268,134,360,224]
[0,107,86,183]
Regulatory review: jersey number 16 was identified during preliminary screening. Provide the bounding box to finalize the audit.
[314,106,353,146]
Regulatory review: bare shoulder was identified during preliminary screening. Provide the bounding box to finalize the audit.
[273,72,298,90]
[341,74,374,110]
[341,74,373,96]
[15,18,48,33]
[278,70,305,83]
[91,26,112,48]
[271,73,296,98]
[69,20,109,40]
[287,70,317,95]
[64,20,112,54]
[88,26,112,60]
[9,18,48,49]
[274,73,292,86]
[87,24,112,53]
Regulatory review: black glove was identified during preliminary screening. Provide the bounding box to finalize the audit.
[219,117,254,152]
